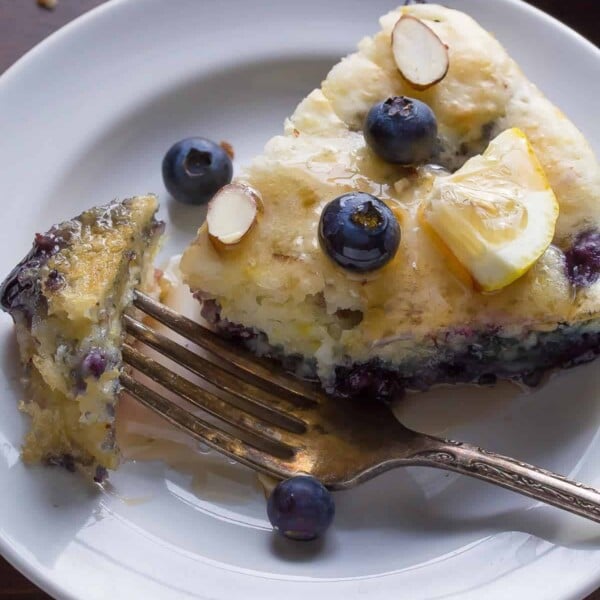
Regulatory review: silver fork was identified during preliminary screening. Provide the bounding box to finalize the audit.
[121,290,600,523]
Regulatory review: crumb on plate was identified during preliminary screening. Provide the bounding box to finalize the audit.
[219,141,235,160]
[37,0,58,9]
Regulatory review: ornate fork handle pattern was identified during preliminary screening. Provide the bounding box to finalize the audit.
[410,440,600,523]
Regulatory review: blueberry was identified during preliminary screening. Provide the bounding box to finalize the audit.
[364,96,437,165]
[267,476,335,541]
[80,349,107,379]
[45,269,65,292]
[565,230,600,287]
[93,465,108,484]
[0,230,66,314]
[318,192,401,272]
[162,137,233,205]
[34,232,62,255]
[45,453,76,473]
[333,361,405,402]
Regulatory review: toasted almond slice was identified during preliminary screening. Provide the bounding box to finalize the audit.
[392,15,449,91]
[207,183,261,248]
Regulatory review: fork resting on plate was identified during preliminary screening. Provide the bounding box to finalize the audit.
[121,290,600,524]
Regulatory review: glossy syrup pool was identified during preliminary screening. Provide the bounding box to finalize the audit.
[2,49,600,594]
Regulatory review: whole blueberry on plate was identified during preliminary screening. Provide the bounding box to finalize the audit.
[364,96,437,165]
[267,475,335,541]
[319,192,401,272]
[162,137,233,205]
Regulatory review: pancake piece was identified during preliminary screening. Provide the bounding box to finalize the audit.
[181,4,600,400]
[0,197,163,479]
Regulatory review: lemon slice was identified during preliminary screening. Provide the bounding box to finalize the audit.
[421,128,559,292]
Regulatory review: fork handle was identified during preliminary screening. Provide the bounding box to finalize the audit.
[409,438,600,523]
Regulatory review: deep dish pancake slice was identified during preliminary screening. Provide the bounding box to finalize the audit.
[0,197,163,480]
[181,4,600,400]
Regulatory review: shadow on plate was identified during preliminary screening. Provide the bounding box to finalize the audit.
[269,531,333,562]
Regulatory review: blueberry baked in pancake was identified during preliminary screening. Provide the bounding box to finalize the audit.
[181,4,600,401]
[0,197,163,479]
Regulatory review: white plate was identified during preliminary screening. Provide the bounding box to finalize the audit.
[1,1,600,598]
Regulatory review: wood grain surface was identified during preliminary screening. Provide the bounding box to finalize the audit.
[0,1,599,598]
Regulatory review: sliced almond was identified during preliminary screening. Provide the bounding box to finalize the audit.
[207,183,261,249]
[392,15,449,91]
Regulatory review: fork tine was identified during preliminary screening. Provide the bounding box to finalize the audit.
[122,343,301,452]
[123,313,307,433]
[132,290,322,404]
[120,372,296,480]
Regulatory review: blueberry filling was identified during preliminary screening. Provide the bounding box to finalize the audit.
[333,323,600,400]
[334,363,405,403]
[45,269,66,292]
[44,453,76,473]
[477,373,498,386]
[93,465,108,484]
[149,220,166,237]
[200,299,600,403]
[0,228,69,316]
[80,349,108,380]
[200,298,221,324]
[72,348,114,394]
[565,229,600,287]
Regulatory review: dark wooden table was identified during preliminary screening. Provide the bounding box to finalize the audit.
[0,0,599,598]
